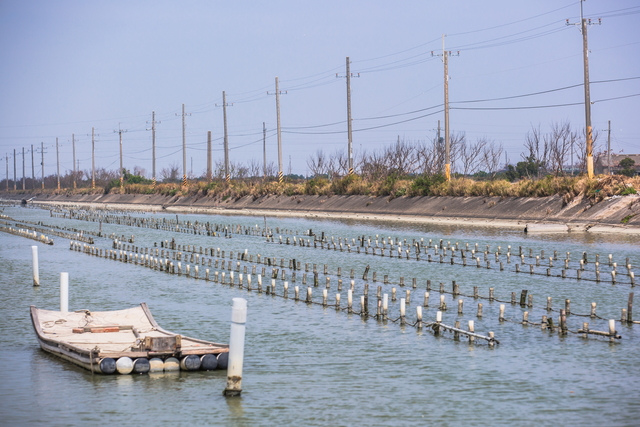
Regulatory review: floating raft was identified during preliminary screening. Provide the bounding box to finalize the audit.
[30,303,229,374]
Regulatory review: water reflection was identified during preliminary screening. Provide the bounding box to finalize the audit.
[225,393,245,418]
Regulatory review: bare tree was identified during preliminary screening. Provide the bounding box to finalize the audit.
[575,127,601,175]
[247,158,262,178]
[133,165,147,177]
[385,137,416,175]
[160,162,181,182]
[458,137,487,176]
[448,131,465,175]
[360,149,390,180]
[415,140,439,175]
[230,161,249,179]
[523,125,550,177]
[264,161,277,178]
[480,140,504,178]
[307,149,328,177]
[331,149,349,177]
[545,121,575,176]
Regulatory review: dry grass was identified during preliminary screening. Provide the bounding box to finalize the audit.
[3,174,638,201]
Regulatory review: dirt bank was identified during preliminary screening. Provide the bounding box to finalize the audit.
[3,192,640,234]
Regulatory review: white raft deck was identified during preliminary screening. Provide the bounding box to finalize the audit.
[30,303,228,374]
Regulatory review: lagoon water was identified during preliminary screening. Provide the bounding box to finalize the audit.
[1,204,639,426]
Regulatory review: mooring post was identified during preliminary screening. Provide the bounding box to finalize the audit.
[560,309,567,335]
[60,272,69,313]
[608,319,616,343]
[223,298,247,397]
[31,246,40,286]
[435,311,442,336]
[488,332,495,347]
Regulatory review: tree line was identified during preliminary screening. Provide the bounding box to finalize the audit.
[2,121,635,191]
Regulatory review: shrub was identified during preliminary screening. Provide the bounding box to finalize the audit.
[409,174,446,197]
[620,186,637,196]
[305,177,330,195]
[619,157,636,177]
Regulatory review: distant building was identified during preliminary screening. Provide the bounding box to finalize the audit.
[595,154,640,175]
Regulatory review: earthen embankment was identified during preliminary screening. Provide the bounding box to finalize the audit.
[2,192,639,233]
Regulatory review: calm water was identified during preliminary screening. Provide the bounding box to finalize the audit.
[1,203,639,426]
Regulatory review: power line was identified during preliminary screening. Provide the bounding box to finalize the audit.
[448,1,576,37]
[451,93,640,111]
[283,109,444,135]
[449,27,571,52]
[452,102,583,111]
[453,77,640,105]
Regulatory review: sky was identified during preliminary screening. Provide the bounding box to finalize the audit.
[0,0,639,180]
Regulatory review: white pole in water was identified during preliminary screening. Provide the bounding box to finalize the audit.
[224,297,247,397]
[31,246,40,286]
[60,272,69,313]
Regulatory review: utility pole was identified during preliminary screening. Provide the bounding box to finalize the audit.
[147,112,160,187]
[13,148,16,190]
[91,127,95,189]
[346,57,353,175]
[22,147,25,190]
[152,112,156,186]
[207,130,212,181]
[217,91,233,182]
[114,125,127,190]
[31,144,35,189]
[337,57,360,175]
[223,92,230,182]
[56,138,60,190]
[72,134,77,189]
[607,120,611,175]
[437,120,443,168]
[177,104,191,186]
[41,142,45,189]
[263,122,267,178]
[432,35,459,181]
[268,77,287,183]
[5,153,8,191]
[183,104,187,185]
[567,1,601,178]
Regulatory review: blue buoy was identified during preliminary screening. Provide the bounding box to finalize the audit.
[216,352,228,370]
[200,354,218,371]
[180,354,201,371]
[99,358,116,374]
[132,358,150,374]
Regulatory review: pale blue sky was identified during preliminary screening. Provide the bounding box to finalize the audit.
[1,0,638,178]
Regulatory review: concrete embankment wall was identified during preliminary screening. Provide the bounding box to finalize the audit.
[3,191,640,229]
